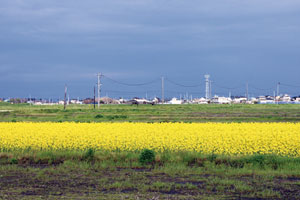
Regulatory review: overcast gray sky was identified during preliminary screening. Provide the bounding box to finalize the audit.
[1,0,300,99]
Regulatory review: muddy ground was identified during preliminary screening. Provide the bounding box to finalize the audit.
[1,164,300,199]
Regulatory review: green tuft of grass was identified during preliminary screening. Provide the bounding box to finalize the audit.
[82,149,95,162]
[139,149,155,165]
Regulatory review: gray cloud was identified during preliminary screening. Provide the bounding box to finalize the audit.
[0,0,300,98]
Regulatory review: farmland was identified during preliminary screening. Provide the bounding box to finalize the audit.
[1,103,300,199]
[1,102,300,122]
[1,122,300,156]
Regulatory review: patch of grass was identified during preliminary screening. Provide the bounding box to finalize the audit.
[253,189,282,198]
[94,114,103,118]
[10,158,18,164]
[106,180,136,191]
[2,103,300,122]
[139,149,155,165]
[149,181,172,192]
[82,149,95,162]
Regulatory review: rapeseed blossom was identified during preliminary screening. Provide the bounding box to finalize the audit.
[0,122,300,156]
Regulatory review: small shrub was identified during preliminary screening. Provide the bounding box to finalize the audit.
[139,149,155,165]
[83,149,95,162]
[11,158,18,164]
[95,114,103,119]
[11,119,17,122]
[228,159,245,168]
[119,115,128,119]
[207,153,217,162]
[248,154,265,168]
[266,156,283,170]
[106,115,115,120]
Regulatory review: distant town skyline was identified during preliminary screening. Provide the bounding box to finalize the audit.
[1,0,300,98]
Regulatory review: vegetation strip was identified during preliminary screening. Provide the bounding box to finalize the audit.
[2,103,300,123]
[1,122,300,156]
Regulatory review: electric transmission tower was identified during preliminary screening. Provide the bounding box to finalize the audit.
[205,75,210,99]
[276,82,280,104]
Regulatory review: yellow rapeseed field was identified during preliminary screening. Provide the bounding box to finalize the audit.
[0,122,300,156]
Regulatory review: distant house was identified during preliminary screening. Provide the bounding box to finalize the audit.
[70,99,82,104]
[133,98,149,104]
[250,97,259,104]
[211,96,232,104]
[98,97,120,104]
[118,98,127,104]
[258,96,274,104]
[169,98,183,104]
[83,98,94,104]
[194,98,208,104]
[292,96,300,102]
[152,97,160,104]
[282,94,291,102]
[232,97,247,104]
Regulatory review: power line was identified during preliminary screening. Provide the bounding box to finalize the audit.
[102,90,160,94]
[213,83,243,90]
[164,90,205,94]
[248,85,273,91]
[103,75,160,86]
[165,78,202,87]
[280,83,300,88]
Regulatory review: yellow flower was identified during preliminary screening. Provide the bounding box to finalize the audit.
[0,122,299,156]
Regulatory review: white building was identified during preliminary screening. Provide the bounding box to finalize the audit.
[192,98,208,104]
[282,94,291,102]
[294,97,300,102]
[232,97,247,104]
[70,99,82,104]
[133,98,151,104]
[258,96,274,104]
[211,96,232,104]
[169,98,183,104]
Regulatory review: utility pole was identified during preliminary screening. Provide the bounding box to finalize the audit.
[64,84,67,110]
[209,80,212,99]
[246,82,249,101]
[94,86,96,109]
[161,76,164,104]
[97,73,102,109]
[277,82,280,104]
[29,94,32,106]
